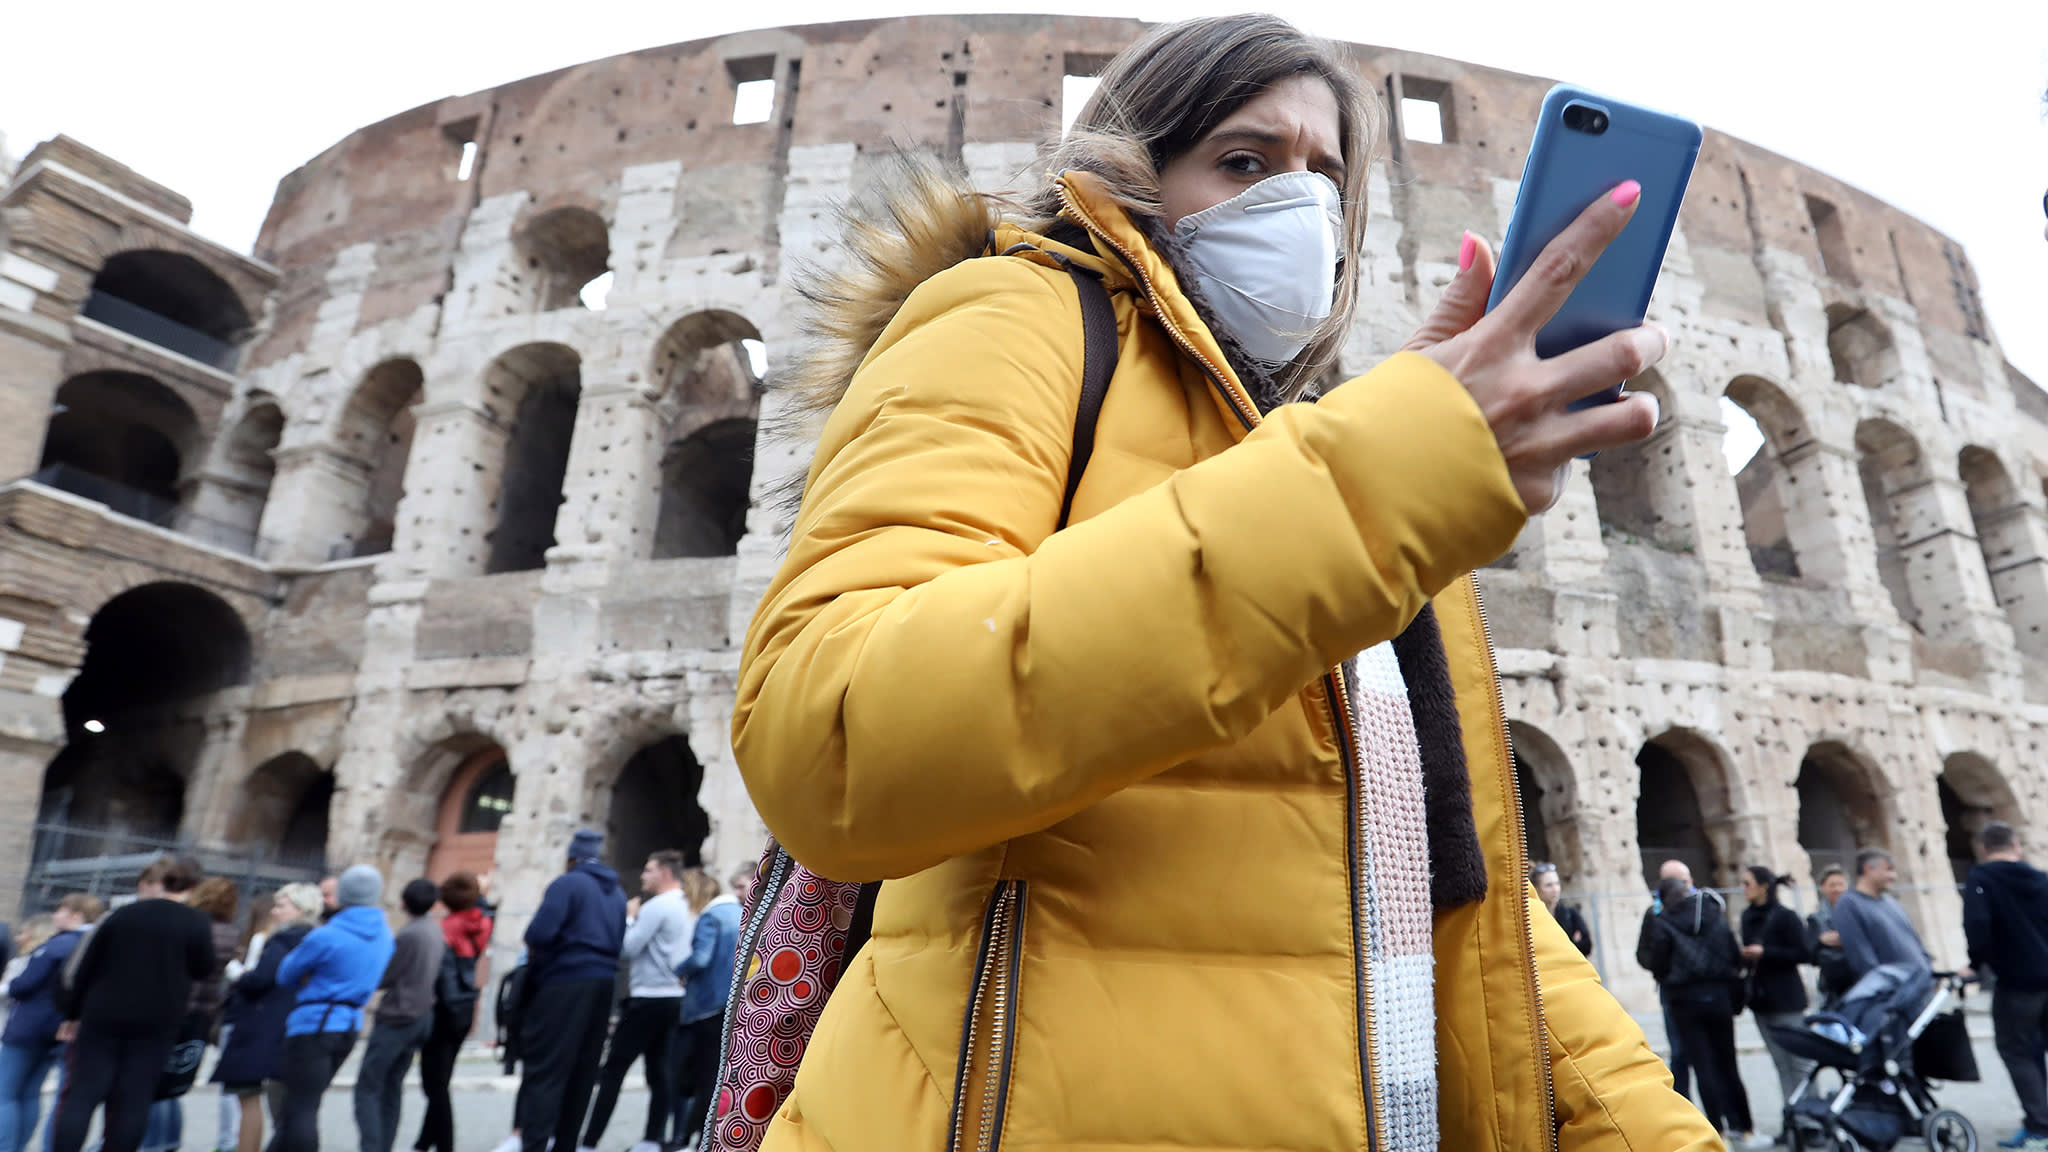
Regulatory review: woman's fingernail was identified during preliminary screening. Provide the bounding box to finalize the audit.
[1609,180,1642,207]
[1633,322,1669,364]
[1641,391,1661,429]
[1458,231,1478,272]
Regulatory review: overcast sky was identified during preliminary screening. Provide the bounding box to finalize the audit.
[5,1,2043,402]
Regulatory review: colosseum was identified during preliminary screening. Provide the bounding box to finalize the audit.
[0,14,2039,1008]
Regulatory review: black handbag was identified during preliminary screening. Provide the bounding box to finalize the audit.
[152,1010,212,1101]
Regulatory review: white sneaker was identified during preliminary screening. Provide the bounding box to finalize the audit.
[630,1143,662,1152]
[578,1146,598,1152]
[1739,1134,1775,1150]
[490,1138,522,1152]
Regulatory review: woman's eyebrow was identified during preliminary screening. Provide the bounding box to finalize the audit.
[1204,126,1345,180]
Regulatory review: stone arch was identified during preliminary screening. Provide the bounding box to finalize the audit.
[1958,445,2048,653]
[1939,751,2021,883]
[37,372,202,524]
[1723,375,1815,581]
[392,736,515,883]
[512,206,611,313]
[482,343,581,573]
[649,311,763,560]
[1826,304,1900,390]
[1509,720,1583,886]
[226,751,333,865]
[1635,727,1738,889]
[1588,370,1693,550]
[38,582,253,853]
[84,249,251,371]
[1854,418,1933,630]
[1796,740,1894,882]
[204,396,284,554]
[588,733,712,892]
[336,358,424,558]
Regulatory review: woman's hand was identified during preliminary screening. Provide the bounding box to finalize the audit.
[1400,181,1667,513]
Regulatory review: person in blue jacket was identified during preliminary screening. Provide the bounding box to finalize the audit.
[670,869,741,1145]
[515,830,625,1152]
[269,866,394,1152]
[0,895,98,1152]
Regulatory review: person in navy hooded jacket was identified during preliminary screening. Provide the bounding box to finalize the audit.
[516,829,625,1152]
[269,865,394,1152]
[0,894,98,1152]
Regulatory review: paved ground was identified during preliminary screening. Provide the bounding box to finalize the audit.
[53,1011,2043,1151]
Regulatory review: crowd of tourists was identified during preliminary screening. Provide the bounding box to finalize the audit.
[1532,820,2048,1148]
[0,827,745,1152]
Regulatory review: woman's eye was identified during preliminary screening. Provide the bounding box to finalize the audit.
[1219,151,1266,176]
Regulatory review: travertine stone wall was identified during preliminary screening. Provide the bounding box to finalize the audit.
[2,17,2044,1013]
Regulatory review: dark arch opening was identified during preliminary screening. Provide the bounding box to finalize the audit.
[37,372,201,523]
[339,359,424,559]
[204,399,283,554]
[1509,721,1580,883]
[40,583,252,850]
[85,250,250,371]
[514,208,611,313]
[1588,370,1691,549]
[606,735,710,893]
[1724,376,1812,582]
[654,419,756,558]
[1940,751,2020,883]
[418,742,514,882]
[1635,730,1734,889]
[229,752,332,866]
[1796,741,1892,882]
[485,344,581,574]
[1826,304,1898,390]
[1855,418,1929,630]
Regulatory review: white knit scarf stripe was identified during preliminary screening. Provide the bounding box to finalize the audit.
[1349,643,1439,1150]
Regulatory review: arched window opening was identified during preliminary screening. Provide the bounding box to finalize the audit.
[338,359,424,559]
[1510,721,1581,884]
[1795,742,1891,882]
[83,250,250,371]
[36,372,200,525]
[39,583,251,851]
[654,419,756,558]
[459,762,515,834]
[1588,371,1691,550]
[1958,447,2045,650]
[484,344,581,574]
[1854,419,1931,630]
[228,752,332,866]
[1827,304,1899,390]
[1635,730,1736,890]
[419,742,514,882]
[604,736,711,891]
[201,399,283,555]
[650,312,764,559]
[1939,752,2020,884]
[1723,377,1813,582]
[513,208,611,313]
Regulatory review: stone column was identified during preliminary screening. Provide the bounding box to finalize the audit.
[392,400,508,580]
[179,697,251,847]
[1885,463,2021,694]
[1980,502,2048,659]
[0,687,64,917]
[327,582,428,869]
[1657,381,1777,671]
[1779,436,1915,682]
[546,374,662,569]
[258,446,370,566]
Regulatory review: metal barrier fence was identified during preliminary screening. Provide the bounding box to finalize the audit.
[16,820,328,926]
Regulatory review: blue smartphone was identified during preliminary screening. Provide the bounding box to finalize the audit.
[1485,84,1702,408]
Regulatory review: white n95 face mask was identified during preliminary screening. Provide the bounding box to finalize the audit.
[1173,169,1344,367]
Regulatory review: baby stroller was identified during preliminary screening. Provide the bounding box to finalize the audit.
[1766,964,1981,1152]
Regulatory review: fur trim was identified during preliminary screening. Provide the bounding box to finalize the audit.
[1393,605,1489,910]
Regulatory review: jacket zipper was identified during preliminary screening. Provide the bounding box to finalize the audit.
[947,880,1025,1152]
[1323,668,1383,1152]
[1054,182,1261,431]
[1470,580,1559,1151]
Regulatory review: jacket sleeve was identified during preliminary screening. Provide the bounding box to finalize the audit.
[620,898,660,961]
[1962,871,1993,973]
[734,260,1526,879]
[1532,903,1723,1151]
[524,879,569,952]
[8,940,66,1003]
[60,927,104,1020]
[276,930,324,990]
[1633,906,1660,973]
[1764,906,1810,966]
[236,935,289,997]
[676,913,715,981]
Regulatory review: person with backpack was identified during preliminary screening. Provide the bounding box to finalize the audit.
[1739,866,1814,1107]
[413,871,491,1152]
[1641,874,1766,1148]
[514,830,625,1152]
[271,865,395,1152]
[211,884,324,1152]
[726,12,1698,1151]
[355,879,444,1152]
[584,851,691,1152]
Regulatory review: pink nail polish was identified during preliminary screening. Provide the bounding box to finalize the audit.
[1609,180,1642,207]
[1458,231,1477,272]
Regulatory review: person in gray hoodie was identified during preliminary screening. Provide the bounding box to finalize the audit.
[354,879,445,1152]
[582,851,691,1152]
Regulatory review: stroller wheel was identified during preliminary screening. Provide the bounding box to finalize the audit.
[1924,1109,1978,1152]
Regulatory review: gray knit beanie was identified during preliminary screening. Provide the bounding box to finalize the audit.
[337,865,383,908]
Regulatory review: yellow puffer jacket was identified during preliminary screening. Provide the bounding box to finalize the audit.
[734,170,1716,1152]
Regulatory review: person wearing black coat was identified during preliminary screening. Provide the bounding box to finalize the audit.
[1641,875,1765,1147]
[211,885,323,1152]
[1739,866,1815,1105]
[1531,863,1593,957]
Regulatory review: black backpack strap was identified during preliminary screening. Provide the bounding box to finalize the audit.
[1057,261,1117,531]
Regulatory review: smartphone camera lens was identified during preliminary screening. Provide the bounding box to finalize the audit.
[1563,103,1610,135]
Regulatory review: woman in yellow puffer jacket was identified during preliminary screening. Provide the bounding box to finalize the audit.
[734,13,1719,1152]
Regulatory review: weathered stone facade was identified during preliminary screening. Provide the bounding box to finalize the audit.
[1,16,2042,1007]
